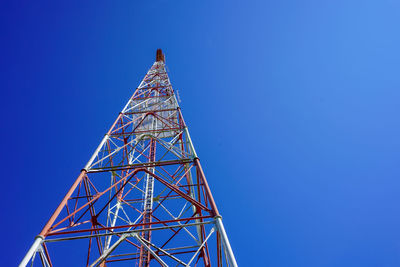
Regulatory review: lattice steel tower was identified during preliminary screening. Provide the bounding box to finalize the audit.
[20,49,238,267]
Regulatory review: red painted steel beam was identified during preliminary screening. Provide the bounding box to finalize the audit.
[39,170,87,237]
[46,215,213,237]
[194,158,220,216]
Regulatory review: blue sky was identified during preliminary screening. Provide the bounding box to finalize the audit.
[2,0,400,266]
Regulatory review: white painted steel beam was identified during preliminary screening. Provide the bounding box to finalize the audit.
[215,216,238,267]
[19,236,43,267]
[132,234,168,267]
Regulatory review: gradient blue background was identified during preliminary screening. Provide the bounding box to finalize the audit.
[2,1,400,266]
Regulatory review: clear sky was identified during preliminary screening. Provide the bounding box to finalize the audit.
[2,0,400,266]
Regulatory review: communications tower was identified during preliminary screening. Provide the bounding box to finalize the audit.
[20,49,238,267]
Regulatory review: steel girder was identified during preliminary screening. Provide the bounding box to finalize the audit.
[20,49,237,267]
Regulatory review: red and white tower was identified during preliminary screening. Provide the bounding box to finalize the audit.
[20,49,238,267]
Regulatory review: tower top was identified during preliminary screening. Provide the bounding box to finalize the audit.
[156,48,165,62]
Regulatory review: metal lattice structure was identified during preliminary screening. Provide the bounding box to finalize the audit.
[20,50,238,267]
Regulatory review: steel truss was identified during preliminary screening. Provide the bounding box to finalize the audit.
[20,49,238,267]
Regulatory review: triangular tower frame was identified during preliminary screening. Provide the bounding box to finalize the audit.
[20,49,238,267]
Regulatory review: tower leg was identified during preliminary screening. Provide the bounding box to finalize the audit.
[215,216,238,267]
[19,236,44,267]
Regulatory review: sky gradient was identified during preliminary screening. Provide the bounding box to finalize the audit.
[2,0,400,266]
